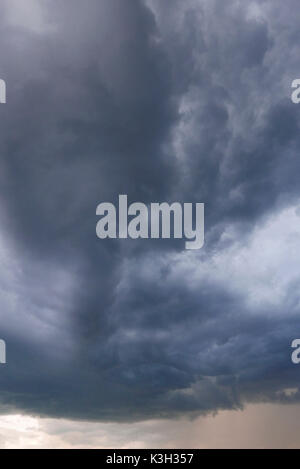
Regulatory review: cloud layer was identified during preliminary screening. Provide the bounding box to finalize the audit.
[2,404,300,449]
[0,0,300,422]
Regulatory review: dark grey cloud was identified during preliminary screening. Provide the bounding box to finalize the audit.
[0,0,299,422]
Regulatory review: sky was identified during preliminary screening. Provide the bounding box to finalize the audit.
[1,404,300,449]
[0,0,300,449]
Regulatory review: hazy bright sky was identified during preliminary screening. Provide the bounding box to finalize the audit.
[0,404,299,449]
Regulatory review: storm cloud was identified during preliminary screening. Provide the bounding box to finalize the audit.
[0,0,299,422]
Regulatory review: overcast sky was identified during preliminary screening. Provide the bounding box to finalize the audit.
[0,0,300,448]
